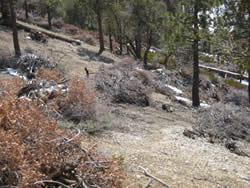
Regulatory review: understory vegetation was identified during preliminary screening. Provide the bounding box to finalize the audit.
[0,0,249,187]
[0,58,125,187]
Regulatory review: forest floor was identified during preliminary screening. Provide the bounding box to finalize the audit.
[0,24,250,188]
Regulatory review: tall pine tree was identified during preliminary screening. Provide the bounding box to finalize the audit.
[178,0,222,107]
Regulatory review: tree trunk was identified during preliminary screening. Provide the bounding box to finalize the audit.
[135,34,142,59]
[192,0,200,107]
[248,70,250,104]
[119,38,123,55]
[24,0,29,20]
[143,30,153,67]
[97,11,105,55]
[47,5,52,29]
[9,0,21,57]
[1,0,11,26]
[248,3,250,104]
[109,32,113,52]
[163,54,172,68]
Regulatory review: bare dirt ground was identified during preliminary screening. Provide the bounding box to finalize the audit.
[1,25,250,188]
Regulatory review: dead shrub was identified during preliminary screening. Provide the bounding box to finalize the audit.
[73,33,97,46]
[0,78,125,187]
[57,75,96,123]
[0,77,26,97]
[224,89,248,107]
[185,103,250,156]
[35,66,61,82]
[16,55,56,74]
[62,24,80,35]
[96,62,153,106]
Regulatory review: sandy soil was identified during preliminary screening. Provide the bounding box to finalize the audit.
[0,24,250,188]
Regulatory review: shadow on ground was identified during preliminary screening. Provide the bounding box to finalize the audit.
[77,47,114,64]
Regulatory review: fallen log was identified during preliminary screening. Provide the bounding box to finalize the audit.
[199,64,248,80]
[16,20,81,45]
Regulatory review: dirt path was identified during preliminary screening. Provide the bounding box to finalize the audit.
[1,25,250,188]
[93,99,250,188]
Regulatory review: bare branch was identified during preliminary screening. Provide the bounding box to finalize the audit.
[139,166,169,188]
[34,180,70,188]
[144,179,152,188]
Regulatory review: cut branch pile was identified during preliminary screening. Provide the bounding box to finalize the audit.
[0,76,125,187]
[16,54,56,74]
[96,62,154,106]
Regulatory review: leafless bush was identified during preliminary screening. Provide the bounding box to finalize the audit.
[185,103,250,156]
[196,103,250,142]
[57,75,96,123]
[96,62,154,106]
[16,54,56,74]
[224,89,248,107]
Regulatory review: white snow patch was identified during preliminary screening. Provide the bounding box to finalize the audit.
[6,68,28,80]
[175,96,191,103]
[200,103,211,108]
[152,68,163,73]
[7,68,19,76]
[175,96,210,108]
[136,67,144,72]
[25,36,32,40]
[165,84,183,94]
[241,80,249,86]
[149,48,156,53]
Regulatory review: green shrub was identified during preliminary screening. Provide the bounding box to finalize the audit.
[224,79,246,89]
[141,50,156,62]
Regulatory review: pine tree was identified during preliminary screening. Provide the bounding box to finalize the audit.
[43,0,61,29]
[222,0,250,103]
[178,0,222,107]
[9,0,21,57]
[79,0,114,55]
[0,0,11,26]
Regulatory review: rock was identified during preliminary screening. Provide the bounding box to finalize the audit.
[162,104,174,112]
[30,31,47,43]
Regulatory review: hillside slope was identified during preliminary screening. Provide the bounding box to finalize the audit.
[0,24,250,188]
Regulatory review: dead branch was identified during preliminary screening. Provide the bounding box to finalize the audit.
[139,166,169,188]
[144,179,152,188]
[65,128,81,143]
[47,128,81,143]
[34,180,70,188]
[81,180,89,188]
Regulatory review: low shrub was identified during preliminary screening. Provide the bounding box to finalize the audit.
[224,89,248,106]
[200,70,218,83]
[96,62,153,106]
[35,66,61,82]
[200,55,216,64]
[224,79,246,89]
[141,50,156,62]
[0,77,125,187]
[57,75,96,123]
[184,102,250,156]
